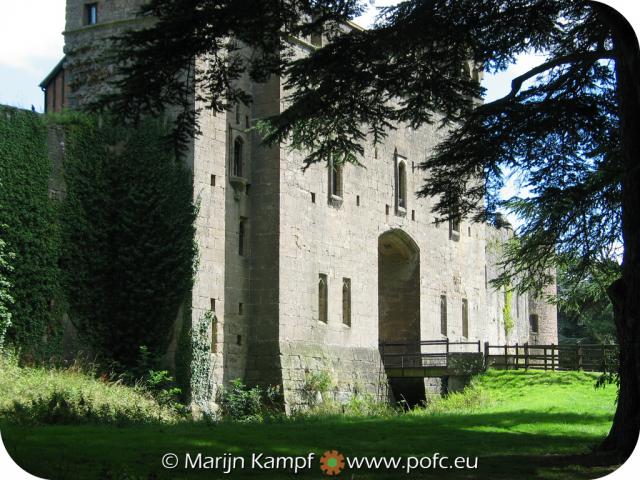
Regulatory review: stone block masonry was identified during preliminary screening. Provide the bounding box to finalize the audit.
[57,0,559,410]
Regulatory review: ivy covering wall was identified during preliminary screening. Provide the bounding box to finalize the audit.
[0,107,63,357]
[60,115,197,368]
[0,107,197,370]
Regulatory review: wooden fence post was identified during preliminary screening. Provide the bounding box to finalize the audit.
[446,338,450,367]
[524,342,529,370]
[544,347,547,371]
[484,341,490,370]
[515,343,519,370]
[504,344,509,370]
[577,344,583,370]
[602,344,607,371]
[551,344,556,371]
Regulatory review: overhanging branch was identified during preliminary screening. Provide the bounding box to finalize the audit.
[480,49,616,112]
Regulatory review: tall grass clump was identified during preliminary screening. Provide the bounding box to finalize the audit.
[0,354,181,425]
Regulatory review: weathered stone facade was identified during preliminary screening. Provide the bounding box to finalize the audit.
[60,0,557,411]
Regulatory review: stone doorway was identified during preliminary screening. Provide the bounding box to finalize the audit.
[378,229,425,406]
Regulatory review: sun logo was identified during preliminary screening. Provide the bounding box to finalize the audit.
[319,450,346,476]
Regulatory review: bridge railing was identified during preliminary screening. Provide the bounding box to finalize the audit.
[379,339,482,369]
[484,342,619,372]
[379,340,619,375]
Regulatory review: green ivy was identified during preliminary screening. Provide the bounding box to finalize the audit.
[60,114,197,368]
[189,310,215,414]
[503,288,514,336]
[0,107,63,358]
[0,107,197,370]
[0,230,14,350]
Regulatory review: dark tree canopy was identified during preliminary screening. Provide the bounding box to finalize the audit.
[95,0,365,151]
[95,0,639,458]
[558,259,619,344]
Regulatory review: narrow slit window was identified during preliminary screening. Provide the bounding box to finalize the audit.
[85,3,98,25]
[318,274,328,323]
[440,295,447,336]
[449,217,461,240]
[342,278,351,327]
[330,163,343,199]
[462,298,469,338]
[233,137,243,177]
[398,161,407,210]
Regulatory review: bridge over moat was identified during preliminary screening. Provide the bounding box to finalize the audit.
[380,340,618,379]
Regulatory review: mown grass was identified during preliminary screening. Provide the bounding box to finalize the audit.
[0,364,622,479]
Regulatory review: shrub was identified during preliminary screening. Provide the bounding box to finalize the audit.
[301,370,333,405]
[216,379,281,422]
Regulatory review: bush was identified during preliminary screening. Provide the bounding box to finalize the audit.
[301,370,333,405]
[216,379,281,422]
[0,354,180,425]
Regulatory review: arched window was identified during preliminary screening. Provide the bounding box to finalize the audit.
[331,163,343,198]
[233,137,243,177]
[398,161,407,210]
[318,274,328,323]
[342,278,351,327]
[440,295,447,336]
[462,298,469,338]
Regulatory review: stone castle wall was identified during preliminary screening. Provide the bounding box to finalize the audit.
[60,0,558,410]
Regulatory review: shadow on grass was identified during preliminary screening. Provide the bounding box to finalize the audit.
[1,408,618,480]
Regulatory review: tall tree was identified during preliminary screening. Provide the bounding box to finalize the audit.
[94,0,638,457]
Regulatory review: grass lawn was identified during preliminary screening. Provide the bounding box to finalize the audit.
[1,369,621,479]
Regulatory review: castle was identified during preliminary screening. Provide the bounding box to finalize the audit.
[41,0,557,411]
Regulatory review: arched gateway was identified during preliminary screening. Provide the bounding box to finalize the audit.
[378,229,425,406]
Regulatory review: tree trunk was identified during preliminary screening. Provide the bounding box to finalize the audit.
[596,3,640,459]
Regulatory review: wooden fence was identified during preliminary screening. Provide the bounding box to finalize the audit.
[484,342,619,372]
